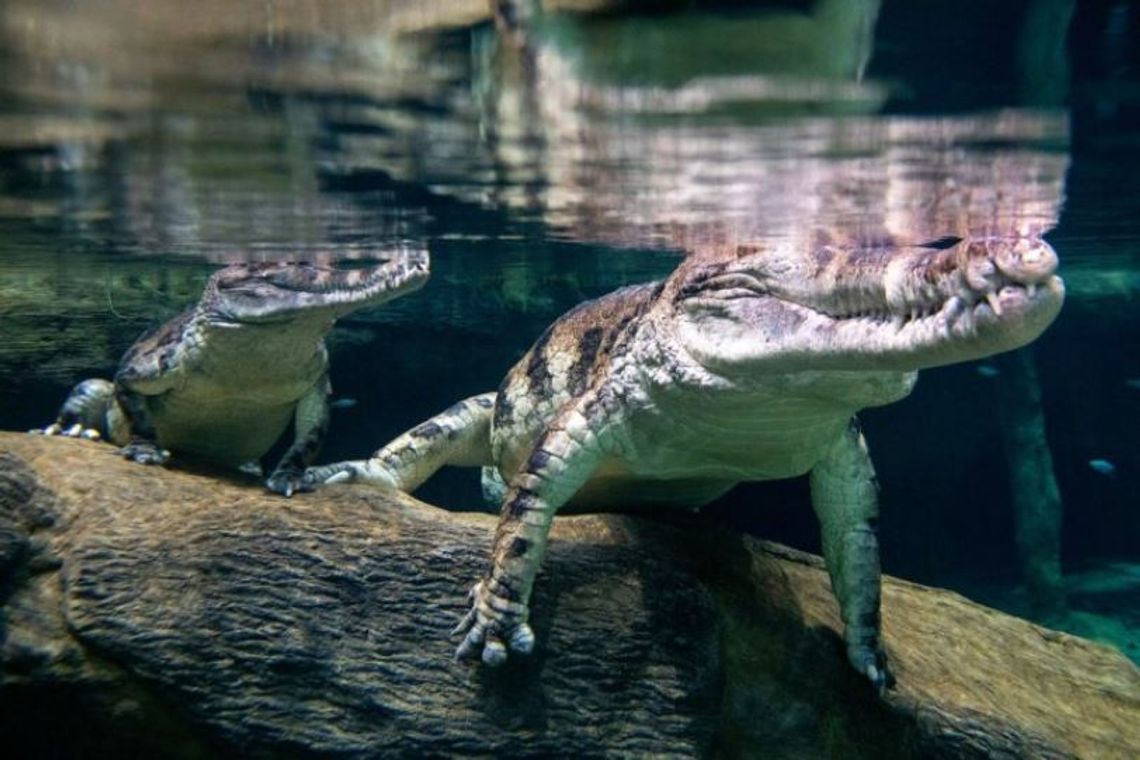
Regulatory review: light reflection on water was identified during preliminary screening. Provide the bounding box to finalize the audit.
[0,0,1075,258]
[0,1,1138,659]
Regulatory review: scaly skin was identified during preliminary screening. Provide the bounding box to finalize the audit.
[306,236,1064,690]
[34,250,429,496]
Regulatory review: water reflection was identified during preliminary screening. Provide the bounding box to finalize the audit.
[0,0,1068,256]
[0,1,1075,401]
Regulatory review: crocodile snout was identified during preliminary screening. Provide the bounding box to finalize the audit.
[963,238,1058,292]
[956,238,1059,317]
[994,238,1059,284]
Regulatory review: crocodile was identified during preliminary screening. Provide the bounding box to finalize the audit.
[305,236,1063,690]
[34,250,429,496]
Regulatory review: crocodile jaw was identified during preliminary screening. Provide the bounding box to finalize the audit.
[823,272,1064,369]
[675,238,1064,375]
[206,248,430,326]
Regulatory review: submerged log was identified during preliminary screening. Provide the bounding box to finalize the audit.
[0,432,1137,759]
[995,347,1066,619]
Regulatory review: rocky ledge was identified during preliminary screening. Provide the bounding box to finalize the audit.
[0,432,1137,759]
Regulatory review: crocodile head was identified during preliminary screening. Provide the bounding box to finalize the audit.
[672,237,1064,376]
[203,249,430,326]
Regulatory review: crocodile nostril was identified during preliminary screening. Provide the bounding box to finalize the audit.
[965,257,998,292]
[995,239,1058,283]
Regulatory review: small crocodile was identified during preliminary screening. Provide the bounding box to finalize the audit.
[306,237,1063,689]
[35,251,429,496]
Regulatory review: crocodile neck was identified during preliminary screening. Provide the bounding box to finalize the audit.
[629,321,917,482]
[184,310,335,381]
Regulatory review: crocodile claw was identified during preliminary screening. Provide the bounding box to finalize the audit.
[452,580,534,667]
[301,463,360,489]
[118,440,171,465]
[265,468,313,498]
[849,646,895,695]
[31,422,102,441]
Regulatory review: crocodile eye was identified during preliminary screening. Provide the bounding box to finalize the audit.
[213,268,246,288]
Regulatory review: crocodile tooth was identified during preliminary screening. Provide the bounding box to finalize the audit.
[960,305,975,333]
[1026,283,1037,298]
[891,313,905,331]
[944,296,965,322]
[985,291,1003,316]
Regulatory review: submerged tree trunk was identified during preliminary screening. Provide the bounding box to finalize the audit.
[1,433,1136,759]
[995,347,1066,619]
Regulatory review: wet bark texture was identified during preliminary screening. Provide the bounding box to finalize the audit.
[1,432,1137,759]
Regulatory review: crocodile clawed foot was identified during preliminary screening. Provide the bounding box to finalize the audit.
[452,580,534,668]
[265,468,312,498]
[301,463,361,489]
[849,646,894,695]
[31,422,102,440]
[238,461,264,478]
[118,440,171,466]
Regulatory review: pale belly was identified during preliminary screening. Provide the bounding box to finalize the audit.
[495,402,852,512]
[148,385,303,466]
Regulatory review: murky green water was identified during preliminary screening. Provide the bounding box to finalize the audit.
[1,0,1138,669]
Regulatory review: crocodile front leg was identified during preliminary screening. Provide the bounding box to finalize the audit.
[113,349,181,465]
[809,417,892,692]
[455,400,606,667]
[265,377,332,497]
[114,388,170,465]
[303,392,496,492]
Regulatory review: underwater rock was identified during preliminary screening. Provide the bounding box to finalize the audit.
[0,432,1137,759]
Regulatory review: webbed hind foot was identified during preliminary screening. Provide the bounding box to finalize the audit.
[302,461,396,489]
[31,422,102,440]
[32,379,116,442]
[452,579,535,667]
[266,466,313,498]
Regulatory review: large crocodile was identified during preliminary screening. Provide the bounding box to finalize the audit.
[35,251,429,496]
[305,237,1063,689]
